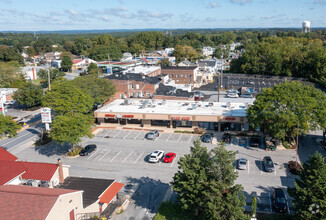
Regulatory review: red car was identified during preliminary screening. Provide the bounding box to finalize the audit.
[163,152,176,163]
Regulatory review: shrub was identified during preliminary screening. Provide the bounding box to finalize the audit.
[67,147,82,156]
[174,130,182,133]
[194,128,205,134]
[288,161,303,175]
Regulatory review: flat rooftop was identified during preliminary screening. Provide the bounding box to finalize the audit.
[123,66,160,75]
[97,99,250,117]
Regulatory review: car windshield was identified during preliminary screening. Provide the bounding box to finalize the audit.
[165,155,171,158]
[240,161,246,165]
[276,197,286,204]
[150,155,157,158]
[266,160,273,166]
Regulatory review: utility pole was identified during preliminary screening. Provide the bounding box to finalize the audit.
[217,69,220,102]
[47,68,51,91]
[108,54,113,75]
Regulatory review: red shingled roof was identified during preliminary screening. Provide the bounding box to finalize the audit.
[73,59,82,64]
[0,147,18,161]
[17,161,59,181]
[99,182,124,204]
[0,160,25,185]
[0,185,78,220]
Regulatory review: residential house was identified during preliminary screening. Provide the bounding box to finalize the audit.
[72,58,97,71]
[177,59,197,67]
[196,59,218,86]
[202,46,215,56]
[121,52,133,61]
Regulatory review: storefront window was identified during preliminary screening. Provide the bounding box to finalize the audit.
[128,119,141,124]
[151,120,169,127]
[221,122,241,131]
[175,120,192,128]
[198,122,215,130]
[104,118,118,123]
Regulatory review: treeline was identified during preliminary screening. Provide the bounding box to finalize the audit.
[230,37,326,85]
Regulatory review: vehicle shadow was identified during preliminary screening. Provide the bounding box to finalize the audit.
[34,142,72,157]
[255,160,264,171]
[121,176,170,214]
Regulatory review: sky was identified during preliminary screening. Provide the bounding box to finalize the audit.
[0,0,325,31]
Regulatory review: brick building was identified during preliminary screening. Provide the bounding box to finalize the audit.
[161,66,198,84]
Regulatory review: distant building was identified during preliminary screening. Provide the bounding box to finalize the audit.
[122,66,161,77]
[177,59,197,67]
[202,46,215,56]
[161,66,199,85]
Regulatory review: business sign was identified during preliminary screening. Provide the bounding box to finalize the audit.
[171,116,190,121]
[0,95,4,116]
[122,114,134,118]
[105,114,116,118]
[41,108,52,123]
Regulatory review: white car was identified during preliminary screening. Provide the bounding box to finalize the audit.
[149,150,164,163]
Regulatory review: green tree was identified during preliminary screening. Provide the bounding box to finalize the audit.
[0,61,25,87]
[37,68,65,86]
[0,45,24,64]
[33,38,53,54]
[212,46,228,59]
[247,81,326,142]
[288,152,326,220]
[0,115,21,138]
[171,140,246,219]
[87,62,99,75]
[13,82,43,108]
[42,81,93,115]
[174,45,198,62]
[50,113,93,146]
[61,55,73,72]
[251,197,257,217]
[71,75,116,105]
[90,46,122,61]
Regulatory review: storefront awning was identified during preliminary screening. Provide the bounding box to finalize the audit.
[99,182,124,204]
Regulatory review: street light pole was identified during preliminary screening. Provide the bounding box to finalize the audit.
[47,68,51,91]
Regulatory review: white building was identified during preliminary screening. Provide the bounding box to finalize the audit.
[202,46,215,56]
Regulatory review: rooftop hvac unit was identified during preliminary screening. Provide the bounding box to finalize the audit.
[124,99,130,105]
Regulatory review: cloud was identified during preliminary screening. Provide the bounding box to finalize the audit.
[230,0,252,5]
[209,2,221,8]
[100,16,110,22]
[65,9,78,16]
[314,0,326,5]
[261,14,285,20]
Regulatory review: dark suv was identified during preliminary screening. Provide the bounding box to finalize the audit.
[273,188,288,213]
[222,133,231,144]
[79,144,97,156]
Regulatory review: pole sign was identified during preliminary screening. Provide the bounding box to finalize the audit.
[41,108,52,123]
[0,95,4,116]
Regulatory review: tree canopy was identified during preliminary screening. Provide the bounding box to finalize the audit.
[247,81,326,142]
[0,115,21,138]
[0,61,25,88]
[61,55,73,72]
[171,140,246,219]
[13,82,43,108]
[42,80,93,115]
[288,152,326,220]
[37,68,65,87]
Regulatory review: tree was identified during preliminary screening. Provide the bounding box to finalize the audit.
[174,45,198,62]
[71,75,116,105]
[0,115,21,138]
[49,113,93,146]
[33,38,53,54]
[159,58,170,67]
[288,152,326,219]
[42,81,93,115]
[171,140,246,219]
[87,63,99,75]
[0,61,25,87]
[212,46,228,59]
[13,82,43,108]
[61,55,73,72]
[37,68,65,86]
[251,197,257,217]
[247,81,326,142]
[0,45,24,64]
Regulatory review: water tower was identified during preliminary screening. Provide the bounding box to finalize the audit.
[302,21,311,33]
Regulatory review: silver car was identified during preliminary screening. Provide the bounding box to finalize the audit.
[238,158,248,170]
[146,130,159,140]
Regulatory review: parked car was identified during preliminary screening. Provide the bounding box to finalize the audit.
[149,150,164,163]
[222,133,231,144]
[194,91,204,98]
[201,133,212,143]
[227,89,239,98]
[240,93,253,98]
[238,158,248,170]
[250,137,260,147]
[163,152,176,163]
[79,144,97,156]
[239,138,247,147]
[146,130,159,140]
[273,188,288,213]
[263,156,275,172]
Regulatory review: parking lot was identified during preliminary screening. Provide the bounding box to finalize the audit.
[14,128,296,215]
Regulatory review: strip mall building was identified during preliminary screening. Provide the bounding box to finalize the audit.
[95,99,253,132]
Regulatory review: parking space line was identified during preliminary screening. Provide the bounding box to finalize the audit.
[102,130,112,139]
[122,151,134,163]
[113,130,122,138]
[133,152,144,164]
[155,135,160,141]
[134,131,142,140]
[166,133,173,142]
[248,160,250,174]
[110,151,122,162]
[170,156,177,167]
[87,150,101,160]
[188,135,193,143]
[274,167,277,175]
[123,131,132,139]
[98,149,111,161]
[177,134,183,143]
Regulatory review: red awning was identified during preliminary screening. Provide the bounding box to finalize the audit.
[99,182,124,204]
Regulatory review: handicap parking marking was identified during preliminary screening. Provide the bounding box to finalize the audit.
[98,149,111,161]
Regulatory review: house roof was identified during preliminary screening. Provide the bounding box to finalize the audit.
[0,160,25,185]
[17,161,59,181]
[155,83,194,98]
[73,59,83,64]
[99,182,124,204]
[57,177,114,208]
[0,147,18,161]
[161,66,198,70]
[0,185,78,220]
[198,60,217,67]
[107,72,162,85]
